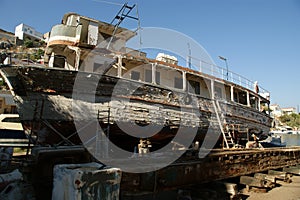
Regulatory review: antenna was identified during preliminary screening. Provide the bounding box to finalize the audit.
[107,2,139,49]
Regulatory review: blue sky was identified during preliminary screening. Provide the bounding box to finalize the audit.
[1,0,300,109]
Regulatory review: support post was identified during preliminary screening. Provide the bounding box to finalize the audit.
[231,85,234,102]
[117,55,122,78]
[182,71,187,91]
[68,46,81,70]
[283,166,300,175]
[211,80,215,99]
[247,91,250,107]
[152,63,156,84]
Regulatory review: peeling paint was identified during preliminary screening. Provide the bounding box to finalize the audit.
[52,162,121,200]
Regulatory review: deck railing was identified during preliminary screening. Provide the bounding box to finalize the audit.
[187,56,270,98]
[1,51,270,100]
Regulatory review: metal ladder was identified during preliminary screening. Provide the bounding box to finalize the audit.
[212,100,235,148]
[110,3,138,27]
[107,3,138,49]
[95,108,111,158]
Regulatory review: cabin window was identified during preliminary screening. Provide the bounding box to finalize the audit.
[214,86,222,98]
[145,70,160,84]
[174,77,183,89]
[260,102,268,114]
[234,92,238,102]
[145,70,152,83]
[156,72,161,84]
[250,96,258,109]
[225,85,231,101]
[188,80,200,95]
[53,56,65,68]
[131,71,140,81]
[238,92,247,105]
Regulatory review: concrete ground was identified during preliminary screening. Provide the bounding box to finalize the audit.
[246,175,300,200]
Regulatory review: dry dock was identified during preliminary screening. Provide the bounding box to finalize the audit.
[121,147,300,195]
[2,145,300,199]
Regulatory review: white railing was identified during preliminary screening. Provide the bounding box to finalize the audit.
[186,56,270,96]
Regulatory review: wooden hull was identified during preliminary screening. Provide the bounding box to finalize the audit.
[0,65,272,150]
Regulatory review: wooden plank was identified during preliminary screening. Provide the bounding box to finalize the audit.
[240,176,265,187]
[283,167,300,175]
[268,170,291,182]
[254,173,277,183]
[240,175,273,193]
[268,170,286,178]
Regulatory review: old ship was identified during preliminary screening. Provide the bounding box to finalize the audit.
[0,12,272,153]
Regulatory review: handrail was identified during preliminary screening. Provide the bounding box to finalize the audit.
[1,51,270,100]
[186,55,270,97]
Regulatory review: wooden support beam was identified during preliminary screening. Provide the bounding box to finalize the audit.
[240,175,274,190]
[283,166,300,175]
[254,173,277,184]
[240,176,265,188]
[240,175,270,193]
[268,170,291,182]
[221,182,238,197]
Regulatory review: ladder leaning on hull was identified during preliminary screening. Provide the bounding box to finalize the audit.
[212,100,235,148]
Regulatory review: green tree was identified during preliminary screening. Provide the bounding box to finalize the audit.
[30,48,44,61]
[24,39,34,48]
[279,113,300,128]
[36,48,44,58]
